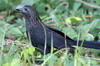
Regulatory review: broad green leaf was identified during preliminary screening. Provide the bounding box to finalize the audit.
[21,0,34,5]
[8,27,23,37]
[3,62,10,66]
[21,47,35,56]
[0,20,6,26]
[96,0,100,5]
[73,2,81,11]
[62,27,77,39]
[6,15,15,22]
[11,58,20,66]
[89,19,100,30]
[85,33,94,41]
[0,0,11,10]
[65,16,82,25]
[90,29,100,37]
[65,16,82,23]
[26,47,35,55]
[43,54,58,66]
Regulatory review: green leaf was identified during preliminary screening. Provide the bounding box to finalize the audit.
[90,29,100,37]
[65,16,82,25]
[90,19,100,30]
[0,0,11,10]
[87,19,100,37]
[62,27,77,39]
[73,2,81,11]
[96,0,100,5]
[8,27,23,37]
[21,0,34,5]
[26,47,35,55]
[0,20,6,26]
[16,18,25,26]
[21,47,35,56]
[11,59,20,66]
[6,15,15,22]
[3,62,10,66]
[65,16,82,22]
[43,54,58,66]
[85,33,94,41]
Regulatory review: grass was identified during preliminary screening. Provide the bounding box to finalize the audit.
[0,27,100,66]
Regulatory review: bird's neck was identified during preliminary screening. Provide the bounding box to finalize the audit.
[25,15,44,31]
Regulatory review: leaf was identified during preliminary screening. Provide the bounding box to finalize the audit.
[96,0,100,5]
[21,47,35,56]
[11,58,20,66]
[3,62,10,66]
[0,20,6,26]
[36,3,46,14]
[8,27,23,37]
[62,27,77,39]
[6,15,15,22]
[89,19,100,30]
[87,19,100,37]
[65,17,82,22]
[21,0,34,5]
[26,47,35,55]
[16,18,25,26]
[73,2,81,11]
[0,0,11,10]
[85,33,94,41]
[90,29,100,37]
[65,16,82,25]
[43,54,58,66]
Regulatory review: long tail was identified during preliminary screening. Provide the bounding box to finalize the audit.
[74,40,100,49]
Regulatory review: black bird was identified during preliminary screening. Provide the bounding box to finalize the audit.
[16,5,100,54]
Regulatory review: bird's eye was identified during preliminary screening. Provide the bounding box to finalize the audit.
[24,8,28,11]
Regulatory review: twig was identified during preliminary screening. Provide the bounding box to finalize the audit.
[76,0,100,9]
[43,16,52,21]
[51,2,69,14]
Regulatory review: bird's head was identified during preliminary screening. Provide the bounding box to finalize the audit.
[16,5,39,18]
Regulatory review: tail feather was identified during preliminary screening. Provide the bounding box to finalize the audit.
[74,40,100,49]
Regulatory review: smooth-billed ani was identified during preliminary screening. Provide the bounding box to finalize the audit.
[16,5,100,54]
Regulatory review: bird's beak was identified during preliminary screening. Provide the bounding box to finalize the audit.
[16,5,25,11]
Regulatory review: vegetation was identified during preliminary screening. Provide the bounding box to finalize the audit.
[0,0,100,66]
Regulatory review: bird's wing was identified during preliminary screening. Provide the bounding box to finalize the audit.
[46,25,73,40]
